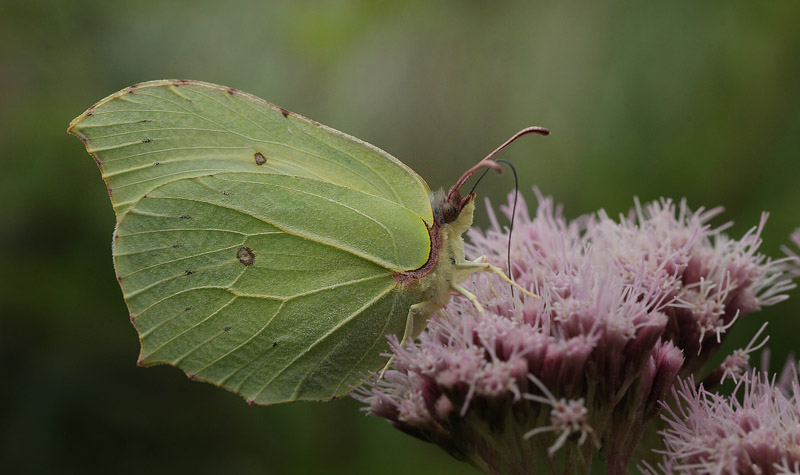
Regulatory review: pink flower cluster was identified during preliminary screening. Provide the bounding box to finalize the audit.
[355,190,796,474]
[645,363,800,474]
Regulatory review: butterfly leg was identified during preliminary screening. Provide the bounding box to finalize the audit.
[456,257,539,298]
[379,300,441,378]
[450,283,484,312]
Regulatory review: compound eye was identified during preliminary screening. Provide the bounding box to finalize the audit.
[440,202,458,223]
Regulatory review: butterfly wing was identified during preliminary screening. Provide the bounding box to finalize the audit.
[69,79,433,225]
[69,81,434,404]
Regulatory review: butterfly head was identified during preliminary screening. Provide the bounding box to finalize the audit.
[430,189,474,225]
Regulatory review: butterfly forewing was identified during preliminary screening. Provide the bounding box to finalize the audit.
[69,80,433,225]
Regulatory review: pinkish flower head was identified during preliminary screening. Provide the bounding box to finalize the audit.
[524,375,597,455]
[354,190,797,474]
[654,363,800,474]
[701,322,771,389]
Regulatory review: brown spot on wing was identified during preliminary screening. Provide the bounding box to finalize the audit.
[254,152,267,166]
[237,247,256,266]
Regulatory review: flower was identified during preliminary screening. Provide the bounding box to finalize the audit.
[781,228,800,278]
[649,363,800,474]
[523,374,596,455]
[354,190,796,474]
[701,322,770,389]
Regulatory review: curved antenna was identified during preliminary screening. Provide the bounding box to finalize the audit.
[466,159,521,298]
[467,166,494,197]
[447,126,549,200]
[495,159,519,298]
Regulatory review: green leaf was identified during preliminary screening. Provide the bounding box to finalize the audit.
[69,80,437,404]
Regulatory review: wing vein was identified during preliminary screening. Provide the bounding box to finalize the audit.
[118,244,243,279]
[210,177,400,264]
[141,295,238,359]
[219,274,391,391]
[253,284,395,401]
[141,195,399,270]
[331,291,400,395]
[123,260,235,299]
[117,229,283,238]
[87,127,229,140]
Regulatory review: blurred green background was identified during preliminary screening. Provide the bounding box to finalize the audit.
[1,1,798,473]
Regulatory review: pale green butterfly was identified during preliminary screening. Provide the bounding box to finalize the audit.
[69,80,546,405]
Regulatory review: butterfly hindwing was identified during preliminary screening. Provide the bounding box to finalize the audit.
[117,174,426,403]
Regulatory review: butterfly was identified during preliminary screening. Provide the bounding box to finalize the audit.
[69,80,546,405]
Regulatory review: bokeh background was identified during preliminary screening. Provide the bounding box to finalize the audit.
[2,1,799,473]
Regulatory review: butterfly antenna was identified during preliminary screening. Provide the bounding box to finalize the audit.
[466,159,521,299]
[467,167,494,197]
[495,159,519,298]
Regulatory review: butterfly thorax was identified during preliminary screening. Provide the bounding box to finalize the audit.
[398,197,476,308]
